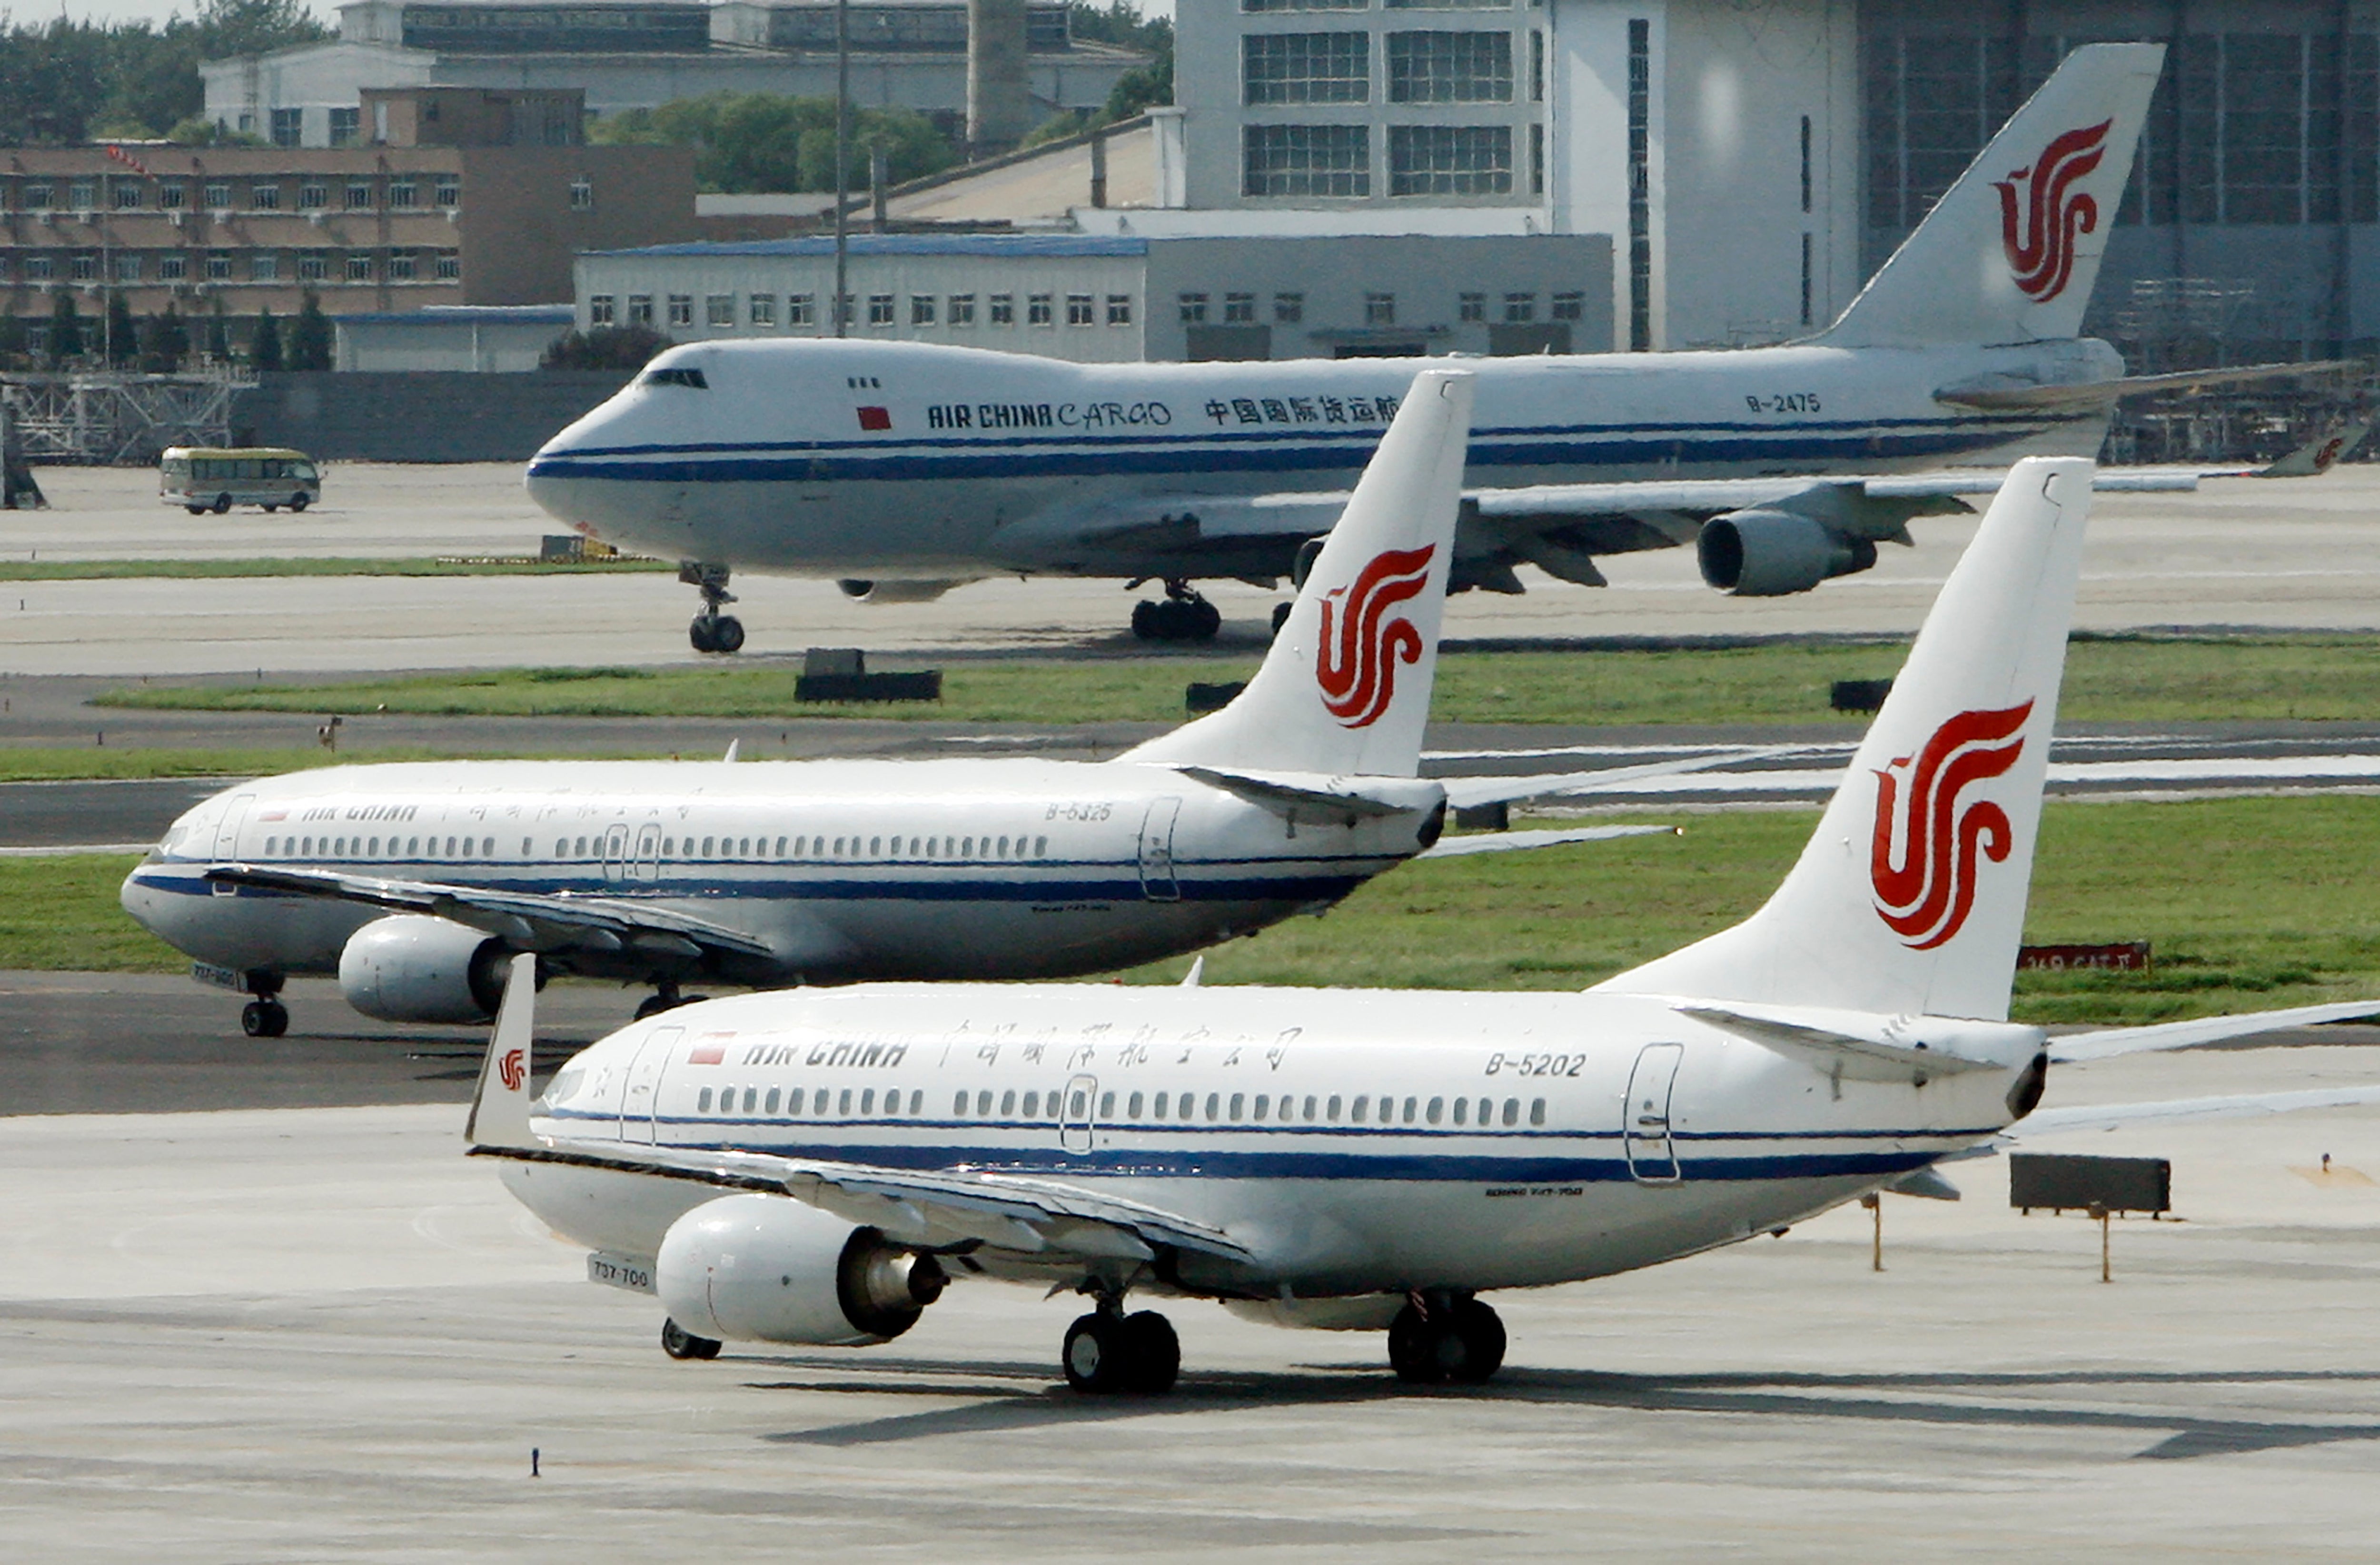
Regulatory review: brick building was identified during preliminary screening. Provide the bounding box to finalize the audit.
[0,89,694,325]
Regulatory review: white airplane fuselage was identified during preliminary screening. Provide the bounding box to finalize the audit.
[524,337,2120,580]
[508,983,2037,1299]
[122,759,1440,987]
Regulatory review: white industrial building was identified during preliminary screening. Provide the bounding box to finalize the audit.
[573,230,1612,362]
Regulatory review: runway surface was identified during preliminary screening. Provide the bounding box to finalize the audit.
[5,464,2380,675]
[4,1040,2377,1561]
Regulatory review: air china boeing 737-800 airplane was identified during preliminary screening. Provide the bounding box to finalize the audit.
[523,43,2336,653]
[124,373,1692,1038]
[466,454,2380,1391]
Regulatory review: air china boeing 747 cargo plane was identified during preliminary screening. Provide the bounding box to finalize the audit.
[524,44,2337,653]
[465,453,2380,1391]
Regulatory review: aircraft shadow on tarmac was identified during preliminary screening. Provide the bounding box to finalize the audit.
[743,1356,2380,1461]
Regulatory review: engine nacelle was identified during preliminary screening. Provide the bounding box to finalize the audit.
[836,578,966,604]
[655,1194,946,1346]
[1697,509,1879,597]
[337,914,510,1023]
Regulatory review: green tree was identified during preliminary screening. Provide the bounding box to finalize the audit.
[0,1,325,144]
[592,93,956,194]
[46,292,83,366]
[203,303,233,361]
[0,313,28,368]
[139,302,189,372]
[541,325,673,371]
[104,290,137,366]
[287,290,332,370]
[249,307,282,372]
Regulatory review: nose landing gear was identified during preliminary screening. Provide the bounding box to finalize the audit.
[1129,579,1221,643]
[238,970,289,1038]
[680,562,744,654]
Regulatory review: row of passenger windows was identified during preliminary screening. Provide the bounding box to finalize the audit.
[255,831,1053,862]
[695,1081,1549,1129]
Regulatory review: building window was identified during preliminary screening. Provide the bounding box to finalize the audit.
[1274,292,1303,323]
[434,251,459,281]
[299,183,327,210]
[328,106,360,147]
[948,293,975,325]
[569,177,593,210]
[24,255,51,280]
[911,294,936,326]
[1178,291,1209,324]
[113,182,143,209]
[388,179,417,208]
[1502,291,1535,322]
[1224,291,1256,324]
[1028,292,1054,326]
[159,254,186,281]
[1530,121,1544,195]
[1243,31,1369,105]
[202,181,230,208]
[667,294,694,327]
[434,178,460,208]
[345,182,373,210]
[1458,290,1485,322]
[749,293,775,326]
[1244,0,1365,9]
[207,251,233,281]
[252,252,279,280]
[1365,291,1396,325]
[69,180,95,210]
[22,182,50,208]
[788,293,814,326]
[867,294,894,326]
[1531,27,1545,101]
[589,294,615,326]
[1628,16,1650,349]
[1244,124,1370,197]
[1388,30,1514,103]
[71,253,98,281]
[706,294,734,327]
[627,294,654,326]
[1065,292,1094,326]
[989,293,1015,325]
[159,183,186,209]
[1106,294,1132,326]
[114,253,141,282]
[1551,290,1584,321]
[250,182,281,210]
[298,250,328,281]
[1388,124,1512,196]
[270,107,302,148]
[346,253,374,281]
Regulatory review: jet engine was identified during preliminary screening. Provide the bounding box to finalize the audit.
[337,914,512,1023]
[654,1194,947,1346]
[1697,509,1879,597]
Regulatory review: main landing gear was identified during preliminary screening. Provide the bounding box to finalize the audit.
[681,561,745,654]
[1129,579,1221,644]
[239,970,289,1038]
[661,1317,722,1360]
[1061,1295,1180,1395]
[633,979,708,1021]
[1388,1292,1506,1385]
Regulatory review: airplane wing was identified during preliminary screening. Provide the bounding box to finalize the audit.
[2005,1082,2380,1139]
[1435,746,1805,810]
[2047,1000,2380,1064]
[203,862,779,961]
[1417,823,1675,858]
[1932,359,2363,414]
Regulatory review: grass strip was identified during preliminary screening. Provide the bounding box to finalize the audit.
[89,634,2380,727]
[0,557,672,580]
[26,796,2380,1026]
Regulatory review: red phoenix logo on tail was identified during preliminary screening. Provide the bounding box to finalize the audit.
[498,1046,526,1092]
[1316,545,1437,729]
[1870,702,2034,950]
[1994,120,2111,303]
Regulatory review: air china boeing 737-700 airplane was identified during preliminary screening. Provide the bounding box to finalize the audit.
[523,43,2337,653]
[124,372,1696,1038]
[466,454,2380,1391]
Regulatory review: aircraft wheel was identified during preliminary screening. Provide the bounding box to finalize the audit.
[633,992,677,1020]
[185,505,206,515]
[240,999,289,1039]
[1062,1311,1129,1394]
[262,504,278,513]
[290,493,309,513]
[1130,600,1160,641]
[1388,1303,1438,1383]
[689,614,719,654]
[1186,598,1221,641]
[661,1317,722,1361]
[212,493,232,515]
[1388,1298,1504,1385]
[1270,601,1293,636]
[711,615,745,654]
[1119,1310,1180,1394]
[1446,1298,1506,1383]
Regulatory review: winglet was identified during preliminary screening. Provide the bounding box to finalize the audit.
[723,739,741,763]
[466,952,541,1149]
[1181,955,1205,989]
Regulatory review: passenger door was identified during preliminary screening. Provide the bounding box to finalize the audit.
[617,1026,682,1144]
[1060,1072,1099,1153]
[210,794,253,894]
[600,823,632,885]
[633,823,662,882]
[1623,1042,1686,1184]
[1137,797,1181,902]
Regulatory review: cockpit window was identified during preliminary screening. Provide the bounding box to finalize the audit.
[642,366,708,389]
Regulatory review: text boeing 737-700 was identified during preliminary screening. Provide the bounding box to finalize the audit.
[466,454,2379,1391]
[524,43,2343,653]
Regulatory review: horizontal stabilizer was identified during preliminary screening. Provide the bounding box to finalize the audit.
[2048,1000,2380,1064]
[1678,1000,2035,1084]
[1933,359,2361,414]
[2009,1081,2380,1138]
[1418,823,1674,859]
[1173,764,1433,820]
[1886,1167,1963,1200]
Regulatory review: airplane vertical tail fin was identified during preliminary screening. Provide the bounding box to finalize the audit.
[1819,42,2163,349]
[1596,457,2095,1022]
[1122,370,1472,778]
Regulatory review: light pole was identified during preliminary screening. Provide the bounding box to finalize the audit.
[832,0,849,339]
